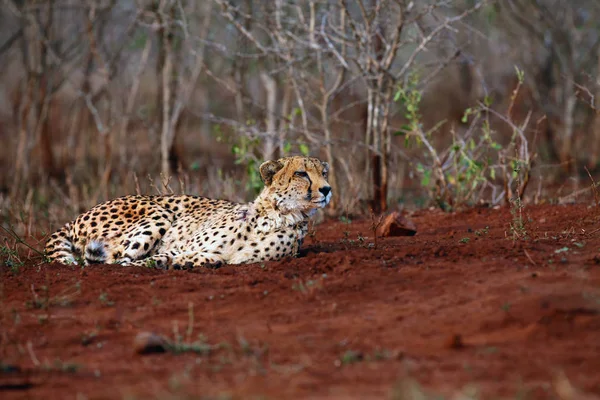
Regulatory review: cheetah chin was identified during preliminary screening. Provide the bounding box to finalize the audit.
[44,156,332,270]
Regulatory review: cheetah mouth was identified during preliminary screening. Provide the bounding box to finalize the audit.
[312,199,329,207]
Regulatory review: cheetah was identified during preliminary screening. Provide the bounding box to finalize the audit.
[44,156,332,269]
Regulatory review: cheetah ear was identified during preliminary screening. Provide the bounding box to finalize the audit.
[259,160,284,186]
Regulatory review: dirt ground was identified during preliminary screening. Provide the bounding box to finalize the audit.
[2,204,600,399]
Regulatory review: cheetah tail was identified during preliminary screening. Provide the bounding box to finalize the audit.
[85,240,108,264]
[44,223,78,265]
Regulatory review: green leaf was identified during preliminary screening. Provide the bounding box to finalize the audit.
[461,108,471,123]
[299,143,310,156]
[396,124,412,135]
[514,65,525,83]
[421,171,431,187]
[283,142,292,155]
[469,139,476,150]
[484,95,493,107]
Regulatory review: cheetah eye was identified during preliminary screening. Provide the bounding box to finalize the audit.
[322,171,328,178]
[294,171,308,178]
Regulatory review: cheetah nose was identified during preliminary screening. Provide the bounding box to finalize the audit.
[319,186,331,197]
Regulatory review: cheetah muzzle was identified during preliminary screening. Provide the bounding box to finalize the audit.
[44,156,332,269]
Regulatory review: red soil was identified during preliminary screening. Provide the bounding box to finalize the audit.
[2,204,600,399]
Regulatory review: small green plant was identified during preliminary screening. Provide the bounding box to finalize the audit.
[395,69,498,210]
[371,348,394,361]
[292,274,327,295]
[81,331,98,346]
[335,348,397,366]
[27,284,50,310]
[459,237,470,244]
[98,292,114,307]
[167,303,215,355]
[474,226,489,236]
[27,281,81,309]
[145,259,157,269]
[337,348,394,366]
[0,223,49,264]
[339,215,352,224]
[357,234,366,245]
[231,135,263,196]
[340,350,363,365]
[291,277,324,295]
[394,66,533,210]
[42,359,81,373]
[0,245,24,272]
[169,336,212,355]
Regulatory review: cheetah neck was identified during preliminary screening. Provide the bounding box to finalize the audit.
[250,190,310,233]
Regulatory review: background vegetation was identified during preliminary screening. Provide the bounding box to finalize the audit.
[1,0,600,237]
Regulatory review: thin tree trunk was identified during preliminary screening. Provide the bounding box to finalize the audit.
[260,72,277,161]
[371,75,385,213]
[371,6,387,213]
[119,37,151,168]
[589,52,600,168]
[317,4,345,211]
[279,83,292,157]
[560,85,576,173]
[364,88,373,198]
[35,0,58,181]
[157,0,174,178]
[13,76,34,194]
[379,86,394,213]
[37,77,57,179]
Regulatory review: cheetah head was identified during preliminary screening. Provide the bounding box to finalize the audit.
[259,156,331,214]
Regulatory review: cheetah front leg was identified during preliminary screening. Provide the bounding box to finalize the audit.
[124,251,223,270]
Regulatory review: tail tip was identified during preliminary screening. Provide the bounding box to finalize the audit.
[85,240,106,264]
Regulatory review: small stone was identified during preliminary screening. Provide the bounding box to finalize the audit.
[377,212,417,237]
[133,332,169,354]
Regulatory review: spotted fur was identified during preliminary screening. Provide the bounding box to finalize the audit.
[44,156,332,269]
